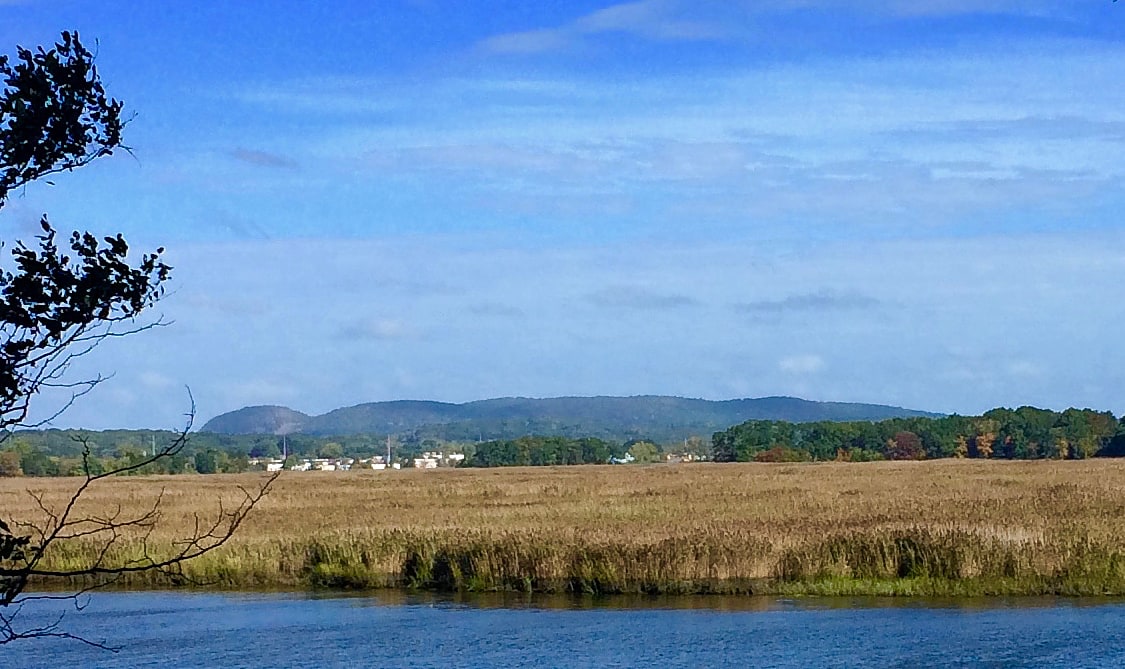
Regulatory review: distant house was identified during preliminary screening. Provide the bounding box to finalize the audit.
[413,457,439,469]
[664,453,701,464]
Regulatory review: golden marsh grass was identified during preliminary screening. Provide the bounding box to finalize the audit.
[4,459,1125,596]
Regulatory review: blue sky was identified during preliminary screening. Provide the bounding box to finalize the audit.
[2,1,1125,429]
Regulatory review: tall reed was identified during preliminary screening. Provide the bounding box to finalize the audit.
[5,460,1125,596]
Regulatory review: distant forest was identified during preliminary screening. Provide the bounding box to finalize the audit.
[0,406,1123,476]
[713,407,1124,462]
[0,430,425,477]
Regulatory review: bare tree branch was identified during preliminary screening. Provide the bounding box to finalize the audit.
[0,30,276,649]
[0,398,279,645]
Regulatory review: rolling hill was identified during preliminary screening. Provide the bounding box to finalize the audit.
[200,396,939,444]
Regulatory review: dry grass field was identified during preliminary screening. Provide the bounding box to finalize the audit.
[4,459,1125,596]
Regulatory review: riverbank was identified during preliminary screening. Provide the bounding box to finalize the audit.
[5,460,1125,596]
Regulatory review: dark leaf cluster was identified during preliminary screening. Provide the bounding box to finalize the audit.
[0,30,168,434]
[464,436,625,467]
[0,219,170,431]
[0,31,123,206]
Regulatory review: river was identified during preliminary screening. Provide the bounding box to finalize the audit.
[4,592,1125,668]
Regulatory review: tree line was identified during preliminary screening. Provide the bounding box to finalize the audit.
[465,436,628,467]
[712,406,1125,462]
[4,406,1125,476]
[0,430,433,476]
[0,431,686,475]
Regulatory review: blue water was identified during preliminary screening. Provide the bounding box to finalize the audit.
[5,592,1125,668]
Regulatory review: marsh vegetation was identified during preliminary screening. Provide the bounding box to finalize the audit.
[5,460,1125,596]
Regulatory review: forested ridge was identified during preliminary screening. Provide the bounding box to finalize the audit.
[201,395,936,443]
[0,405,1122,475]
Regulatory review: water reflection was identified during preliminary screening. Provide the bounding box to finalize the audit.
[342,588,1125,613]
[5,591,1125,668]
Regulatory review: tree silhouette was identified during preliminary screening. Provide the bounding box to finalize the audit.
[0,31,275,648]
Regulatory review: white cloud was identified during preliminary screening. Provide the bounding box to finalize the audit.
[574,0,726,39]
[1007,361,1045,379]
[476,0,1075,56]
[138,371,176,390]
[189,38,1125,241]
[30,229,1125,429]
[779,354,826,375]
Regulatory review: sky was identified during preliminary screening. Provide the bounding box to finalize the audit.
[2,1,1125,430]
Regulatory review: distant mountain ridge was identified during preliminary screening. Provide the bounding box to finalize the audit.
[201,396,940,444]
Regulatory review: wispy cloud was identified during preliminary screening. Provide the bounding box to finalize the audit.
[476,0,1077,56]
[574,1,726,39]
[739,0,1067,19]
[13,0,1125,432]
[779,354,825,375]
[339,318,419,341]
[586,285,699,310]
[736,291,881,316]
[884,117,1125,145]
[198,38,1125,239]
[479,0,727,54]
[468,302,526,318]
[230,148,298,169]
[229,77,395,115]
[854,0,1065,18]
[36,230,1125,428]
[481,29,573,55]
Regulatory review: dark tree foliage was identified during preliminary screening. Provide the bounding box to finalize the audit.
[711,431,736,463]
[0,31,123,200]
[465,436,622,467]
[0,31,168,432]
[0,222,170,431]
[0,32,273,648]
[712,407,1121,463]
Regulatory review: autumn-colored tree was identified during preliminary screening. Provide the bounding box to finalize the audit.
[973,433,995,458]
[969,419,999,458]
[953,435,968,459]
[753,446,810,463]
[0,451,21,477]
[1053,433,1070,460]
[886,431,925,460]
